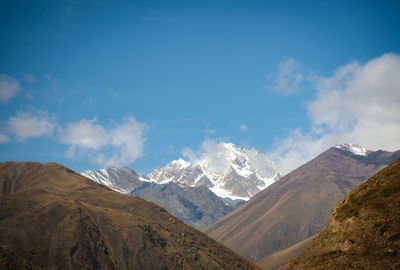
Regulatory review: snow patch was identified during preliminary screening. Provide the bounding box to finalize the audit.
[334,143,367,156]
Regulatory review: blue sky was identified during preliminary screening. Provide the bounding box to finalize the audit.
[1,0,400,174]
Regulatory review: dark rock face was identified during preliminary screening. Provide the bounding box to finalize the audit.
[205,147,400,263]
[293,159,400,270]
[0,162,259,270]
[131,182,235,230]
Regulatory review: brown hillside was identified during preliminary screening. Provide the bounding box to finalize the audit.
[257,236,312,270]
[204,147,400,263]
[293,158,400,270]
[0,161,259,270]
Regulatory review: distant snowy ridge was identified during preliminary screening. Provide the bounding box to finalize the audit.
[81,166,144,194]
[334,143,367,156]
[81,142,281,200]
[147,142,280,200]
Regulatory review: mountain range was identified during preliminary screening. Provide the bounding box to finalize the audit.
[82,142,278,229]
[204,144,400,265]
[81,166,242,230]
[83,142,280,201]
[0,161,258,269]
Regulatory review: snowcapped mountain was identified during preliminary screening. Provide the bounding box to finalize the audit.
[147,142,280,200]
[81,166,144,194]
[81,165,244,229]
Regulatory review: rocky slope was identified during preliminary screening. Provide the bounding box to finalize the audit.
[205,145,400,263]
[0,161,259,270]
[292,158,400,269]
[130,182,235,230]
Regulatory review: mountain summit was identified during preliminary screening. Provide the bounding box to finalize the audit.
[334,143,368,156]
[148,142,280,200]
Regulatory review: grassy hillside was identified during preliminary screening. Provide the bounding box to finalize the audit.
[292,159,400,269]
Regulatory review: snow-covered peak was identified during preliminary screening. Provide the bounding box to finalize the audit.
[169,158,191,169]
[334,143,367,156]
[147,142,281,200]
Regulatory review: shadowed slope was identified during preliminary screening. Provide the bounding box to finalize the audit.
[130,182,234,230]
[205,147,400,262]
[0,161,259,270]
[293,159,400,269]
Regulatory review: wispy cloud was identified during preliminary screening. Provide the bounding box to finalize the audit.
[268,58,308,94]
[269,53,400,174]
[0,133,9,143]
[240,124,247,131]
[0,74,20,102]
[182,138,234,172]
[205,122,216,135]
[23,73,36,84]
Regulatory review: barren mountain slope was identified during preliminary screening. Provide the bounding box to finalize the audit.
[0,161,259,270]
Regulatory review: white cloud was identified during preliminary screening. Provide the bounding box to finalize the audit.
[205,122,216,135]
[168,144,175,154]
[60,118,108,150]
[0,133,9,143]
[8,108,55,140]
[65,145,76,159]
[0,74,20,102]
[60,116,147,167]
[269,58,306,94]
[240,124,247,131]
[269,53,400,175]
[106,116,147,166]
